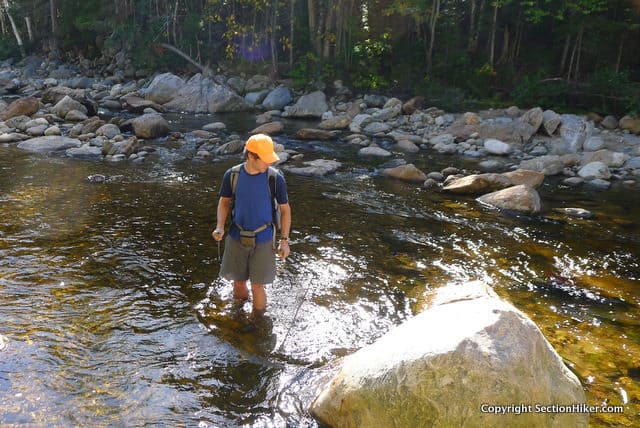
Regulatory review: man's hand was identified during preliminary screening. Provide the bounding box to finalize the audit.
[277,240,290,258]
[212,228,224,241]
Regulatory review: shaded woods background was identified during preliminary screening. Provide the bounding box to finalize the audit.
[0,0,639,115]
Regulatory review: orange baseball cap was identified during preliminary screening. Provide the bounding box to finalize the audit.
[245,133,280,163]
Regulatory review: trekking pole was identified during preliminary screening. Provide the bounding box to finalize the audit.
[276,269,316,354]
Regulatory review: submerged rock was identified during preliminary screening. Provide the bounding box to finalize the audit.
[310,281,587,427]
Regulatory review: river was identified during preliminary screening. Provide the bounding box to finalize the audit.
[0,113,638,426]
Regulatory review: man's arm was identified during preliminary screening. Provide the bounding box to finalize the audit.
[278,202,291,257]
[212,196,232,241]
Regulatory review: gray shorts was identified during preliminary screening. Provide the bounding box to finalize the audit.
[219,235,276,284]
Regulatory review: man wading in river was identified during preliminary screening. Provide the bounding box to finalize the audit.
[212,134,291,326]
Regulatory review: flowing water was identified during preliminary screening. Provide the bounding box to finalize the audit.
[0,114,639,427]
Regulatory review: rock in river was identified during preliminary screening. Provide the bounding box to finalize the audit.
[310,281,587,428]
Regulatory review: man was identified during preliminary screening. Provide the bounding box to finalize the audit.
[211,133,291,323]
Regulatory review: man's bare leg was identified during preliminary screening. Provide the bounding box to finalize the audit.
[251,283,266,317]
[233,280,249,305]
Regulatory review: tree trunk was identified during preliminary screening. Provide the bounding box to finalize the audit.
[289,0,295,67]
[308,0,319,55]
[566,33,578,81]
[271,0,279,77]
[559,33,570,75]
[24,16,33,41]
[2,0,25,57]
[0,11,5,36]
[50,0,56,34]
[172,0,179,46]
[426,0,440,74]
[489,4,498,66]
[498,24,509,65]
[322,1,335,59]
[467,0,477,52]
[573,26,583,81]
[615,34,624,73]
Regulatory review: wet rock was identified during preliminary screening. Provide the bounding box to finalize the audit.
[295,128,336,140]
[382,164,427,183]
[65,109,89,122]
[443,173,509,194]
[580,149,628,168]
[131,113,170,139]
[251,121,284,136]
[96,124,121,139]
[519,155,564,176]
[261,85,292,110]
[402,96,425,115]
[363,94,387,108]
[26,124,47,136]
[164,73,249,113]
[284,90,328,118]
[484,138,512,155]
[0,132,28,143]
[585,178,611,190]
[66,144,103,159]
[578,162,611,180]
[620,115,640,134]
[0,97,40,120]
[556,207,594,219]
[444,169,544,193]
[358,146,391,157]
[563,177,584,187]
[559,114,593,152]
[520,107,544,133]
[310,281,587,428]
[318,115,351,130]
[394,140,420,153]
[583,136,605,152]
[52,95,87,119]
[123,95,165,113]
[601,115,618,130]
[542,109,561,135]
[244,89,270,106]
[463,112,481,125]
[202,122,227,132]
[428,133,455,146]
[216,138,244,155]
[283,159,341,177]
[17,136,81,153]
[362,121,391,135]
[476,184,541,213]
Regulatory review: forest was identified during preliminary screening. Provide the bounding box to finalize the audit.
[0,0,639,115]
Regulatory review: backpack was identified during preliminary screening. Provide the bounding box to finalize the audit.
[229,164,282,231]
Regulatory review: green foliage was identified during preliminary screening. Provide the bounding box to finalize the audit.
[512,72,570,109]
[288,52,334,88]
[414,76,467,112]
[0,38,24,60]
[587,68,640,115]
[349,33,393,91]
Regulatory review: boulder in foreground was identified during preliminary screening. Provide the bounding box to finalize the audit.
[310,281,587,428]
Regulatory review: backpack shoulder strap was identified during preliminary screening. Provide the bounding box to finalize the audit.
[267,166,280,199]
[230,164,243,196]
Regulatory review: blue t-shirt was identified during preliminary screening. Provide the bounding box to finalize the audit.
[219,165,288,243]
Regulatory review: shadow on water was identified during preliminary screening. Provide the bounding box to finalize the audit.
[0,129,639,426]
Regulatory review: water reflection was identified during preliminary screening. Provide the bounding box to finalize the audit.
[0,142,639,426]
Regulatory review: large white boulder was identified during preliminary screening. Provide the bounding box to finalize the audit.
[310,281,587,428]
